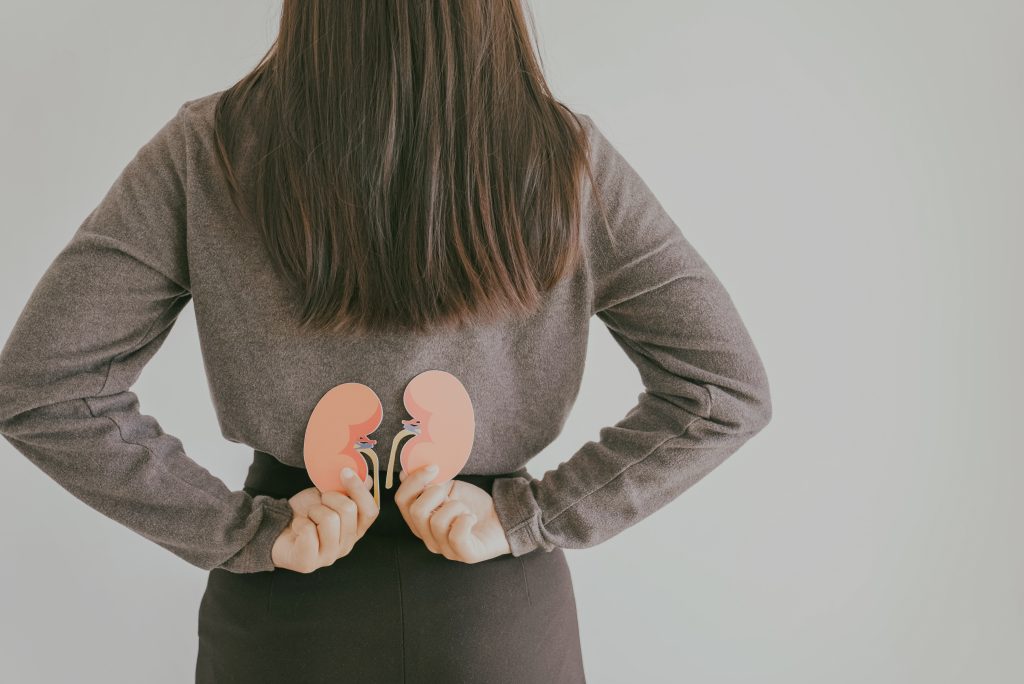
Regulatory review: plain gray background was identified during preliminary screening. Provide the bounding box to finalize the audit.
[2,1,1021,682]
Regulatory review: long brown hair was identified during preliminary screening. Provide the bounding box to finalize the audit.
[213,0,597,335]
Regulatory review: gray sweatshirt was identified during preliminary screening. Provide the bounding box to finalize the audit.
[0,90,772,574]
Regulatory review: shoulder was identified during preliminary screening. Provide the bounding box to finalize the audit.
[156,88,230,168]
[180,88,227,120]
[564,110,631,190]
[565,110,610,151]
[170,88,229,146]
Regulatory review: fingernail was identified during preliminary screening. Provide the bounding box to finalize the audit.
[341,467,355,479]
[426,464,438,474]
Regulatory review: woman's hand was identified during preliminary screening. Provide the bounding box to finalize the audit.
[271,467,379,573]
[394,464,513,563]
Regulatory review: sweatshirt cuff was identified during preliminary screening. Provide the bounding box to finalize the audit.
[216,495,294,574]
[491,475,555,557]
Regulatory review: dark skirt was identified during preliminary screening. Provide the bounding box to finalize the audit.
[195,450,586,683]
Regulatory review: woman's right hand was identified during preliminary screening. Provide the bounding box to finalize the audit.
[271,467,379,573]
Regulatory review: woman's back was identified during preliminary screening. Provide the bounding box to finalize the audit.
[0,87,770,572]
[183,90,598,478]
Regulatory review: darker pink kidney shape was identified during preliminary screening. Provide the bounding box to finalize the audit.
[304,382,382,493]
[400,369,475,484]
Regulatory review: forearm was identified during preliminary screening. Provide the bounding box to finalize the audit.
[0,390,293,573]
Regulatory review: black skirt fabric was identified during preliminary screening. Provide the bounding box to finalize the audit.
[195,450,587,683]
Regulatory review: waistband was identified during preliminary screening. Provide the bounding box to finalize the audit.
[243,449,523,537]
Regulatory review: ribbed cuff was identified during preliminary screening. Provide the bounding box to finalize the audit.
[491,475,554,557]
[216,495,294,574]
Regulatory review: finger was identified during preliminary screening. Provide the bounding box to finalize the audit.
[408,482,452,553]
[288,487,323,517]
[394,464,439,510]
[306,503,342,565]
[429,498,472,559]
[337,467,379,534]
[448,513,479,563]
[291,516,320,573]
[320,490,359,556]
[338,495,358,557]
[393,464,440,540]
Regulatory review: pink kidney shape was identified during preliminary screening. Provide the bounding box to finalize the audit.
[304,382,382,493]
[400,369,475,484]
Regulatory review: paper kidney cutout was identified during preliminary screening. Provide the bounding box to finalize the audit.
[303,382,383,508]
[384,369,475,489]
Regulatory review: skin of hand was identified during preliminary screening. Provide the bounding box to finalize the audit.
[394,464,514,563]
[271,467,379,573]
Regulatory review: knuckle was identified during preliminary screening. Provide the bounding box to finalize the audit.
[321,490,344,507]
[298,523,317,542]
[409,499,432,519]
[310,503,330,517]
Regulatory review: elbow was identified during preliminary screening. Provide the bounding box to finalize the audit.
[0,392,30,436]
[740,371,773,434]
[0,380,16,434]
[747,379,773,434]
[730,358,773,435]
[749,389,772,432]
[0,375,46,436]
[704,378,772,436]
[0,373,29,435]
[0,357,23,431]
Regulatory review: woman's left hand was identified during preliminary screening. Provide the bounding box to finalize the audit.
[394,464,513,563]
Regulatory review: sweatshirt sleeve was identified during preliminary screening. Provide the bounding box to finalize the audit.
[490,114,773,557]
[0,103,294,574]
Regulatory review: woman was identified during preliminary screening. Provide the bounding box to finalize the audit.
[0,1,772,682]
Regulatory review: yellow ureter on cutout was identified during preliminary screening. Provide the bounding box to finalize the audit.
[357,448,380,509]
[385,429,417,490]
